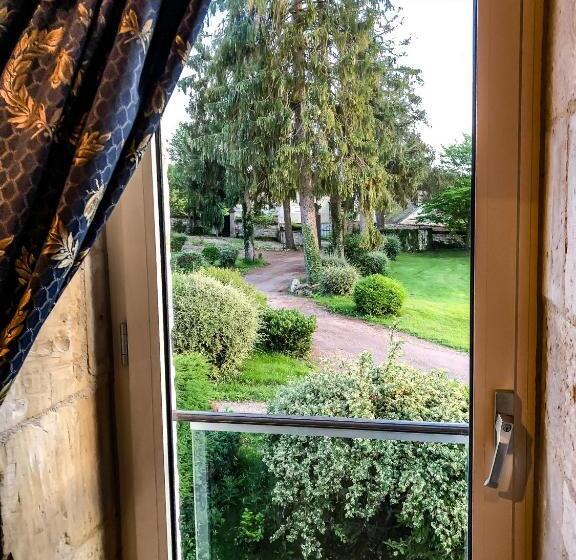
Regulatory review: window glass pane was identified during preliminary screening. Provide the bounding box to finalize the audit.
[177,429,468,559]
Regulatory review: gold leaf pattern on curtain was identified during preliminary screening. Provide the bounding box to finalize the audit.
[0,289,32,359]
[119,9,154,49]
[0,7,13,35]
[0,28,64,137]
[15,247,35,286]
[73,130,112,165]
[127,133,152,165]
[42,217,78,269]
[50,48,74,88]
[84,179,105,221]
[175,35,192,65]
[0,235,14,259]
[145,82,166,116]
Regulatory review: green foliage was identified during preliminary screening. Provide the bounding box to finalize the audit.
[318,265,359,296]
[171,233,187,253]
[201,267,267,308]
[320,253,349,268]
[259,308,316,358]
[202,244,221,264]
[343,233,368,265]
[302,224,322,283]
[265,352,468,560]
[236,509,265,545]
[418,136,472,239]
[219,245,240,268]
[383,235,402,260]
[356,251,389,276]
[353,274,406,316]
[171,272,259,377]
[174,252,206,273]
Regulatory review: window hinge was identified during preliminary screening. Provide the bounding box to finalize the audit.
[120,322,129,367]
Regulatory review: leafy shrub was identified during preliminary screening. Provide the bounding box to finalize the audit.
[171,232,187,253]
[353,274,406,316]
[320,253,348,268]
[383,234,402,260]
[202,243,221,264]
[202,266,267,307]
[318,264,359,296]
[218,245,239,268]
[356,251,389,276]
[174,352,213,411]
[172,272,259,376]
[259,308,316,358]
[343,233,367,264]
[172,220,188,234]
[174,252,206,273]
[265,351,468,560]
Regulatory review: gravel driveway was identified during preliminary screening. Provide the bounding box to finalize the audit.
[246,251,470,382]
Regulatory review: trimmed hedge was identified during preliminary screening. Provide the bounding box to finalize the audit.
[201,244,221,264]
[383,234,402,260]
[353,274,406,316]
[171,233,187,253]
[201,267,267,307]
[219,245,239,268]
[174,252,206,273]
[172,272,259,376]
[320,254,349,268]
[318,264,359,296]
[259,308,316,358]
[356,251,389,276]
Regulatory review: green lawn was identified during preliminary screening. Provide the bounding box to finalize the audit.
[211,351,312,402]
[314,250,471,352]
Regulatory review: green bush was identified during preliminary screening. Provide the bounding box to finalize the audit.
[172,272,259,376]
[343,233,367,264]
[356,251,389,276]
[318,264,359,296]
[383,234,402,260]
[174,352,213,411]
[265,351,468,560]
[174,252,206,273]
[202,266,267,307]
[172,220,188,234]
[201,243,221,264]
[353,274,406,316]
[218,245,239,268]
[320,254,348,268]
[171,232,187,253]
[259,308,316,358]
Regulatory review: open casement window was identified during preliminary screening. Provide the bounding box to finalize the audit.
[105,0,543,558]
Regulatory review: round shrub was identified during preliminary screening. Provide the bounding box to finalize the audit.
[383,234,402,260]
[201,243,221,264]
[320,253,348,268]
[318,264,359,296]
[201,266,267,307]
[356,251,389,276]
[171,232,187,253]
[172,272,259,376]
[218,245,239,268]
[353,274,406,316]
[259,308,316,358]
[265,352,468,560]
[174,252,206,273]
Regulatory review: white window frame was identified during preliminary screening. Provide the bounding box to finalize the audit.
[105,0,544,557]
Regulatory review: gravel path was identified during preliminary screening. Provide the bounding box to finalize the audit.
[246,251,469,382]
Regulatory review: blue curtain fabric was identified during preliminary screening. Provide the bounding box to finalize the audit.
[0,0,210,405]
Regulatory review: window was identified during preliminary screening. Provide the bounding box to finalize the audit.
[106,0,543,558]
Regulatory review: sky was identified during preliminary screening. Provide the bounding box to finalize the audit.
[161,0,474,158]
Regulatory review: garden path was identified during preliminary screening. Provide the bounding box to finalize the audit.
[245,251,470,383]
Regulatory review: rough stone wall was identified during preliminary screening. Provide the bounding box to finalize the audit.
[537,0,576,556]
[0,237,118,560]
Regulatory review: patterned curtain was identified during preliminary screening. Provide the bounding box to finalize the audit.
[0,0,210,405]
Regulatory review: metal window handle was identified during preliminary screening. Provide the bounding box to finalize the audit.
[484,391,514,489]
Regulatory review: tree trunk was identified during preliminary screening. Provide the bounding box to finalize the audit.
[228,207,236,238]
[242,190,255,261]
[330,193,344,257]
[283,197,296,249]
